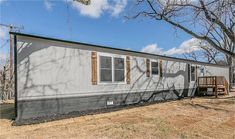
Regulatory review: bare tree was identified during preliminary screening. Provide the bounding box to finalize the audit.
[128,0,235,83]
[183,44,223,64]
[0,60,14,101]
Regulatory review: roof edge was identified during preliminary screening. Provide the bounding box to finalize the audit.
[10,31,228,68]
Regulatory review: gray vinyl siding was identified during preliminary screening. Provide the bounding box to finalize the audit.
[16,35,229,101]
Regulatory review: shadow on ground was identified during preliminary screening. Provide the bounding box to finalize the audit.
[188,103,233,113]
[0,102,15,120]
[186,94,235,113]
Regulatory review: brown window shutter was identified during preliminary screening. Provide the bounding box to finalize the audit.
[160,60,163,77]
[146,59,150,77]
[126,56,131,84]
[91,52,97,85]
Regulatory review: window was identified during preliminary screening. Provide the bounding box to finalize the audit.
[114,58,125,82]
[191,66,196,81]
[100,56,112,82]
[99,55,125,83]
[151,61,158,75]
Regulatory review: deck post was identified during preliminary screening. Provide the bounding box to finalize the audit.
[197,76,201,96]
[215,76,218,98]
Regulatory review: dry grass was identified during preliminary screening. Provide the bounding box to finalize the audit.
[0,93,235,139]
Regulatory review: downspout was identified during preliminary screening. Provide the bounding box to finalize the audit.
[13,34,17,119]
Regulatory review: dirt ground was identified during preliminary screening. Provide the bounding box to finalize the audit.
[0,93,235,139]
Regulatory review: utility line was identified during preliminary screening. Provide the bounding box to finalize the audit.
[0,23,24,32]
[0,23,24,78]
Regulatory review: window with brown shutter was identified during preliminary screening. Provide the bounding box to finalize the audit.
[146,59,150,77]
[91,52,97,85]
[126,56,131,84]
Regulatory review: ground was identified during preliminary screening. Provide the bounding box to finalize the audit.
[0,93,235,139]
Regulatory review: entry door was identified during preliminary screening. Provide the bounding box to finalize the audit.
[233,73,235,84]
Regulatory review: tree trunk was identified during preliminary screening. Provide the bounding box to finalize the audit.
[227,56,235,89]
[231,58,235,85]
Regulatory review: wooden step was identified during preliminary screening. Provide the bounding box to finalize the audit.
[217,85,225,88]
[217,88,225,92]
[218,90,225,92]
[218,92,226,94]
[230,88,235,92]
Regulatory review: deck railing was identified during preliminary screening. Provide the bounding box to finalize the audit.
[198,76,216,87]
[198,76,229,97]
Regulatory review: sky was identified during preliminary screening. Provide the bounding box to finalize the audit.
[0,0,200,65]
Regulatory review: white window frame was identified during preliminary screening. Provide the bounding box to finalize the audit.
[150,60,159,76]
[99,54,113,83]
[97,52,126,84]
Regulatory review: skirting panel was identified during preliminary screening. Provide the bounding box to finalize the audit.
[15,88,196,125]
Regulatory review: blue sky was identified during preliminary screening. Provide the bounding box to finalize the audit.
[0,0,198,62]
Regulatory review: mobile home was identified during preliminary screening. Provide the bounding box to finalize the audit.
[11,32,229,124]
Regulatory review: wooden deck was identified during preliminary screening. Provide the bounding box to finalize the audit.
[198,76,229,97]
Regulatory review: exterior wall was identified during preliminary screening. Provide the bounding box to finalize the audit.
[15,35,229,123]
[203,65,229,82]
